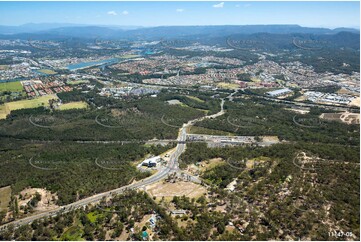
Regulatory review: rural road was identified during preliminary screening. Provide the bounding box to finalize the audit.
[0,97,227,231]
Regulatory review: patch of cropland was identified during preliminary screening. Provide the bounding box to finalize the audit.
[179,142,360,240]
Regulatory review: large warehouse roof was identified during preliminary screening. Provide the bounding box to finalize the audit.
[266,88,292,96]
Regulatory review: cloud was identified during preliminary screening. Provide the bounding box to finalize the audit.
[176,9,185,12]
[213,2,224,8]
[121,10,129,15]
[107,11,117,16]
[235,4,240,8]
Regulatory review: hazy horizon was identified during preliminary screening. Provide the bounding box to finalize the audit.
[1,22,360,29]
[0,1,359,29]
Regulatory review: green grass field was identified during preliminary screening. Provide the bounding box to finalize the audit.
[58,101,88,110]
[216,82,240,90]
[6,94,57,110]
[186,95,205,103]
[86,212,98,223]
[37,69,57,75]
[0,186,11,212]
[60,226,84,241]
[0,81,23,92]
[0,94,58,119]
[250,77,262,83]
[119,54,140,59]
[86,211,105,223]
[0,105,8,119]
[67,80,89,85]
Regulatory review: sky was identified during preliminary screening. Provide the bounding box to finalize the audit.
[0,1,359,29]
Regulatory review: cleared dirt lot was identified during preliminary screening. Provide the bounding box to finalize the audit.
[262,136,280,142]
[348,97,360,107]
[186,158,225,176]
[146,181,206,199]
[16,187,59,212]
[320,112,360,125]
[340,112,360,124]
[0,186,11,212]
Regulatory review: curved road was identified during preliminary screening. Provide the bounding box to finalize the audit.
[0,97,227,231]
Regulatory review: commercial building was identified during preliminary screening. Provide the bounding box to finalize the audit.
[141,156,161,167]
[266,88,293,97]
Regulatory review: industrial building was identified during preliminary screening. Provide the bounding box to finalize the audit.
[266,88,293,97]
[141,156,161,167]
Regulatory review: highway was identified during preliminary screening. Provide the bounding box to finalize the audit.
[242,92,359,112]
[0,97,227,231]
[0,143,178,230]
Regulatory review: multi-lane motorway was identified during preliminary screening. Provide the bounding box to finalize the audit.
[0,137,180,230]
[0,98,227,231]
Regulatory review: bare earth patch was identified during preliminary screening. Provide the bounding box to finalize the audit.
[146,181,206,199]
[284,107,309,114]
[0,186,11,212]
[340,112,360,124]
[262,136,280,143]
[16,188,59,212]
[320,112,360,125]
[186,158,225,176]
[166,99,183,105]
[348,97,360,107]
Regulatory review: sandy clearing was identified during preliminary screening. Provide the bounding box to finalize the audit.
[146,181,206,198]
[16,187,59,212]
[348,97,360,107]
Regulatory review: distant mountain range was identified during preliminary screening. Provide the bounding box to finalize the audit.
[0,23,142,35]
[0,23,359,40]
